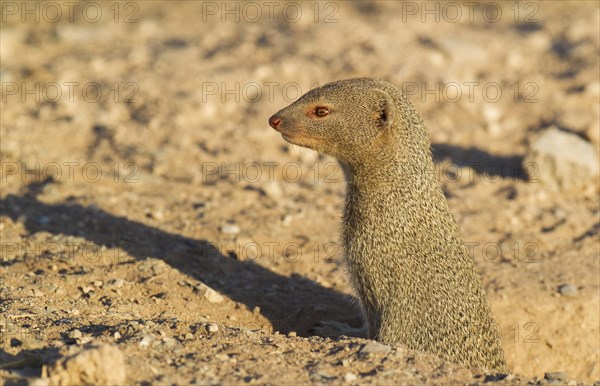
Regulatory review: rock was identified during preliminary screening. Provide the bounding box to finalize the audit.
[311,369,336,381]
[359,341,391,354]
[558,284,578,297]
[204,287,224,303]
[220,223,240,235]
[287,331,297,337]
[23,285,45,297]
[524,127,599,190]
[197,283,224,303]
[343,372,357,382]
[484,373,509,382]
[482,105,503,136]
[69,329,83,339]
[587,120,600,148]
[161,338,177,349]
[236,238,260,260]
[527,32,551,51]
[437,36,489,78]
[296,147,320,163]
[215,353,229,361]
[43,344,126,385]
[151,209,164,220]
[545,372,567,382]
[106,278,124,288]
[281,214,293,226]
[205,323,219,333]
[80,286,94,295]
[586,81,600,97]
[139,335,154,347]
[262,182,283,199]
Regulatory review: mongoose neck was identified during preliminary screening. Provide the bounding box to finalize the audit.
[342,124,437,194]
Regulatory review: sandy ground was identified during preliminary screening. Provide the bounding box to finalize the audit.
[1,1,599,384]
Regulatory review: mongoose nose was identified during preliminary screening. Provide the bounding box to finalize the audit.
[269,115,281,130]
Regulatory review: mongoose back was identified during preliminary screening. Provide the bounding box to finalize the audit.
[268,77,508,372]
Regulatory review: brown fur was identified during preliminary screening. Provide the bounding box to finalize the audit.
[269,78,508,372]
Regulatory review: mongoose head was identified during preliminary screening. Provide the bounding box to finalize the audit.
[269,78,399,165]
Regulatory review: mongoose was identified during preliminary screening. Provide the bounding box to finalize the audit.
[268,78,508,372]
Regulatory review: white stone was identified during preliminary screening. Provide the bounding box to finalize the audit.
[360,341,391,354]
[220,224,240,235]
[262,182,283,199]
[344,372,357,382]
[203,286,224,303]
[524,127,599,190]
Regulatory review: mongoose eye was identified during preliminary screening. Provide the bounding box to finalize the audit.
[314,106,330,117]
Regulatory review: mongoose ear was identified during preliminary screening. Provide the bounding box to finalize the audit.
[374,89,395,131]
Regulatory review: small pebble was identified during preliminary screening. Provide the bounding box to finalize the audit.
[484,374,509,382]
[39,284,58,294]
[139,335,154,347]
[206,323,219,333]
[107,279,124,288]
[282,214,293,226]
[287,331,297,337]
[558,284,578,297]
[44,306,59,314]
[204,287,224,303]
[69,329,83,339]
[215,353,229,361]
[24,285,44,297]
[80,286,94,295]
[262,182,283,199]
[162,338,177,348]
[360,341,391,354]
[344,372,357,382]
[220,224,240,235]
[545,372,567,382]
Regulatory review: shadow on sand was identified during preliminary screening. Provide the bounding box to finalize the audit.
[1,178,360,336]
